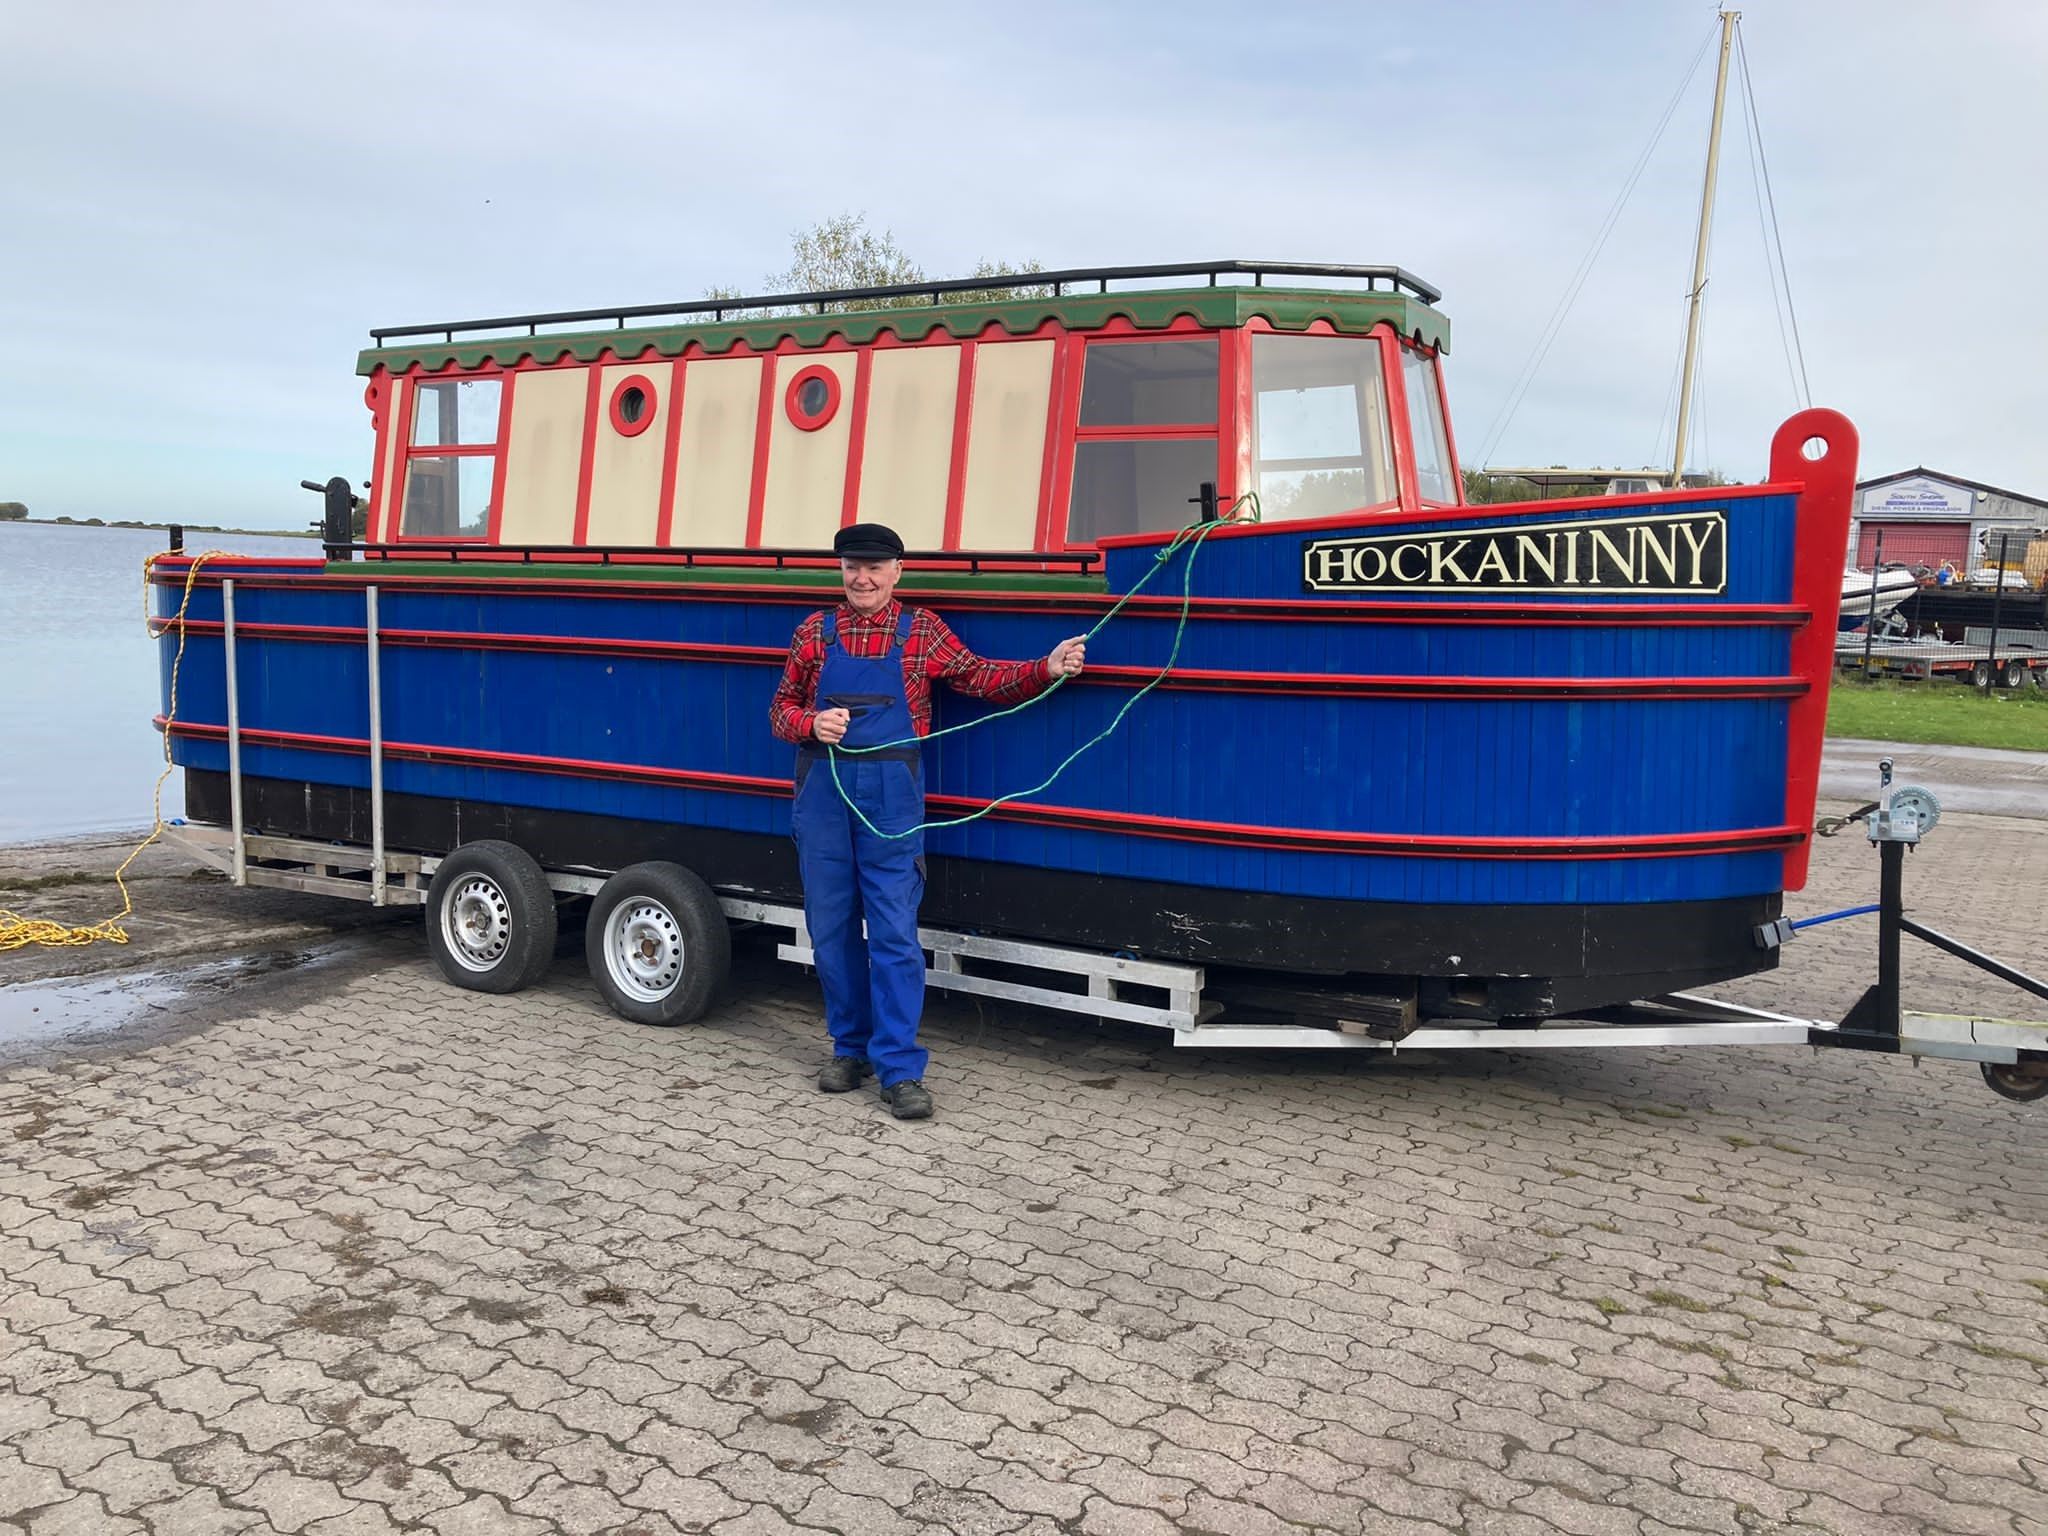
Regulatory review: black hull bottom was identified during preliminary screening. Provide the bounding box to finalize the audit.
[187,771,1781,1021]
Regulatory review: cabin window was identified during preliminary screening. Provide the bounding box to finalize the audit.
[1066,337,1218,544]
[397,373,503,539]
[401,456,495,539]
[1079,340,1217,427]
[1069,441,1221,546]
[411,378,501,446]
[1251,335,1395,522]
[785,363,842,432]
[609,375,656,437]
[1401,346,1454,504]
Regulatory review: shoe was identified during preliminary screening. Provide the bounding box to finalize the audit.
[818,1056,873,1093]
[881,1080,933,1120]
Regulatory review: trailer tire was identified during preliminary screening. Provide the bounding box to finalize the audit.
[1981,1061,2048,1103]
[1971,660,1993,690]
[2001,658,2027,689]
[586,862,730,1026]
[426,841,558,994]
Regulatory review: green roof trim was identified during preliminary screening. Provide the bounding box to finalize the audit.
[357,286,1449,376]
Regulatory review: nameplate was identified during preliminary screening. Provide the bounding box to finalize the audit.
[1301,510,1728,595]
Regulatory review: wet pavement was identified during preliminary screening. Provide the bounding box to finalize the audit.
[0,947,354,1061]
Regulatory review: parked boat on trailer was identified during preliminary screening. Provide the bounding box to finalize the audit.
[147,259,1862,1025]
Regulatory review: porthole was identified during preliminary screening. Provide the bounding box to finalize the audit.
[609,375,656,437]
[784,364,842,432]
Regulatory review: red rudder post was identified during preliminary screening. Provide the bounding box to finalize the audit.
[1773,408,1859,891]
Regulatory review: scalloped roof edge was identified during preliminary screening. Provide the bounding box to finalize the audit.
[357,287,1450,376]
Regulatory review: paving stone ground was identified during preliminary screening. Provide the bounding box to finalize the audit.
[3,808,2046,1535]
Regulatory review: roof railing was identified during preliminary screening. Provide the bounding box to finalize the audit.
[368,260,1443,346]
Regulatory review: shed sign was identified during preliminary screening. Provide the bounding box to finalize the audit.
[1301,509,1728,595]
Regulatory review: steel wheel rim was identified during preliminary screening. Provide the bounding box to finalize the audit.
[443,875,512,972]
[605,899,685,1002]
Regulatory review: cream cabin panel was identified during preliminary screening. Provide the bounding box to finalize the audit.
[759,352,858,548]
[498,366,589,544]
[374,379,406,541]
[672,356,762,546]
[957,339,1055,549]
[855,345,958,547]
[585,363,669,545]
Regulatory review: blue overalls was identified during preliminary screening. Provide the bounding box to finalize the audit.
[791,611,929,1087]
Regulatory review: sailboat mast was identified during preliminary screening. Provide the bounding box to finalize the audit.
[1672,9,1739,487]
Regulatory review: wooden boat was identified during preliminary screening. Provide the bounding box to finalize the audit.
[150,260,1859,1022]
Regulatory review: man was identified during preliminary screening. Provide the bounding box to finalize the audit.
[770,523,1086,1119]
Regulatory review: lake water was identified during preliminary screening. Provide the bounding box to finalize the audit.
[0,522,320,844]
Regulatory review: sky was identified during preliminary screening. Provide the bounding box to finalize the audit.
[4,0,2045,531]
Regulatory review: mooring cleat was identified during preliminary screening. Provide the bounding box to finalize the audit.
[817,1056,873,1093]
[881,1079,933,1120]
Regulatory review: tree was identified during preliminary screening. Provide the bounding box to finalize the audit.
[0,502,26,520]
[709,214,1047,314]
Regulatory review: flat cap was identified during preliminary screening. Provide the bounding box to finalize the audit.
[834,522,905,560]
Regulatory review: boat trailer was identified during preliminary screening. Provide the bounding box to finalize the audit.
[162,755,2046,1103]
[160,581,2044,1097]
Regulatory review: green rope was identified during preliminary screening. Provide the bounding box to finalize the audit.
[823,497,1253,840]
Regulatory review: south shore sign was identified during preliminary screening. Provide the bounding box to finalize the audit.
[1301,509,1728,595]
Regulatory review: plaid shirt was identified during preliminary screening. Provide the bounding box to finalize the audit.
[770,599,1051,745]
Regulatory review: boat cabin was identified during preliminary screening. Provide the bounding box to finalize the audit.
[356,261,1458,555]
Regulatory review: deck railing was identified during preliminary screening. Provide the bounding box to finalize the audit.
[367,261,1443,347]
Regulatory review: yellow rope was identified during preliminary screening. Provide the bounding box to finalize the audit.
[0,551,223,951]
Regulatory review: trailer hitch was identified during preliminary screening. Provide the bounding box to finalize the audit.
[1805,759,2048,1101]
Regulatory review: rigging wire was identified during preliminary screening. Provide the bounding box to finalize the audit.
[1473,19,1720,470]
[827,502,1248,841]
[1737,24,1813,408]
[1735,21,1806,409]
[1650,299,1689,470]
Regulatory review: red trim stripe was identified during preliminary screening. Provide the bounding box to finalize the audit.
[1047,333,1087,549]
[486,369,516,544]
[571,361,605,546]
[387,378,417,538]
[1031,325,1069,552]
[941,341,977,549]
[839,346,874,528]
[743,354,779,547]
[654,357,688,546]
[1220,326,1250,507]
[364,371,390,543]
[147,617,1808,700]
[143,562,1809,626]
[157,716,1804,863]
[1381,327,1421,513]
[145,564,1813,629]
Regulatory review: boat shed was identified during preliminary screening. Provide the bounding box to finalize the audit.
[1851,468,2047,570]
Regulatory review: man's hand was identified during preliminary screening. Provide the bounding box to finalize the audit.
[812,708,852,745]
[1046,636,1087,679]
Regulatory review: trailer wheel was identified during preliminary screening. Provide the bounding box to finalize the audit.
[1971,660,1993,690]
[586,862,730,1026]
[2001,658,2028,689]
[1980,1061,2048,1103]
[425,841,558,994]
